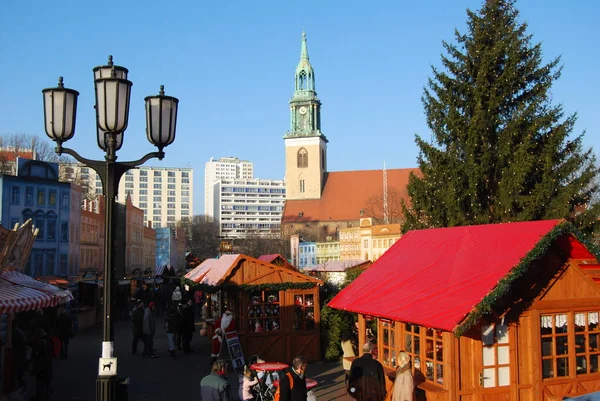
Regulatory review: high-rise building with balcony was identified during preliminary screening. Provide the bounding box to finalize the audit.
[212,178,285,238]
[204,157,253,220]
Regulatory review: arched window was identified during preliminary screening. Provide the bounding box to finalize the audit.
[300,179,306,193]
[298,71,307,90]
[297,148,308,168]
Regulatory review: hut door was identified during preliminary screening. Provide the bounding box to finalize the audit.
[478,323,512,400]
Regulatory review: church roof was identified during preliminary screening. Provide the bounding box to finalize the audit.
[282,168,419,223]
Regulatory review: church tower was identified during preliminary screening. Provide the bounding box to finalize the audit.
[284,31,328,201]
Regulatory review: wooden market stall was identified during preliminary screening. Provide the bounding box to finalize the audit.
[329,219,600,401]
[185,253,323,362]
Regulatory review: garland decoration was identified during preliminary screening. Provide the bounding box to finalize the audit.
[180,277,316,294]
[454,220,600,337]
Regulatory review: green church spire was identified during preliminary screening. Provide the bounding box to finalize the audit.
[295,31,315,92]
[285,31,326,142]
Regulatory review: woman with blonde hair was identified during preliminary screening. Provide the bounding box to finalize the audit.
[391,352,414,401]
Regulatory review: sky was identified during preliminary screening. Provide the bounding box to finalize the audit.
[1,1,598,215]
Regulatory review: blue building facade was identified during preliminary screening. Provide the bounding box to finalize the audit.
[298,240,317,269]
[0,158,81,277]
[155,227,176,269]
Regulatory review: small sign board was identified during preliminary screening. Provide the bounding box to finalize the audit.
[98,357,117,376]
[225,331,245,372]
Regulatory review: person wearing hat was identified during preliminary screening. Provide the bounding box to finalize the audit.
[143,302,157,358]
[131,300,145,356]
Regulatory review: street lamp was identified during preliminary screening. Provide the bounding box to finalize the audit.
[42,55,178,401]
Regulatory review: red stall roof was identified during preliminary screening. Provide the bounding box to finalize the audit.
[0,270,74,313]
[328,220,595,334]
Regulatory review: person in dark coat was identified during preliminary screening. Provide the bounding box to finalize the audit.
[31,329,53,401]
[55,309,73,359]
[181,299,195,353]
[143,302,157,358]
[131,300,145,356]
[348,342,387,401]
[278,355,308,401]
[11,325,28,390]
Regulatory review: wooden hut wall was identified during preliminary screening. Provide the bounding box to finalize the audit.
[223,258,322,362]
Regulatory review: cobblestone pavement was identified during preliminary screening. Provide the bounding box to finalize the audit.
[23,317,353,401]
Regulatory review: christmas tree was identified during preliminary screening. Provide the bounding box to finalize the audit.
[403,0,599,232]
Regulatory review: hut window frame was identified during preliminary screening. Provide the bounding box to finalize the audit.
[540,310,599,379]
[293,293,315,331]
[381,319,397,367]
[247,290,281,333]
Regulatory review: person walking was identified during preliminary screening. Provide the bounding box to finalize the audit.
[348,342,387,401]
[171,286,182,305]
[200,359,232,401]
[278,355,308,401]
[341,331,357,390]
[194,289,204,319]
[164,308,177,359]
[131,300,145,356]
[142,302,157,358]
[55,309,73,360]
[182,299,195,353]
[31,329,53,401]
[391,352,414,401]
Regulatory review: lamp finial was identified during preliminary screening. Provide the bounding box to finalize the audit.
[58,76,64,88]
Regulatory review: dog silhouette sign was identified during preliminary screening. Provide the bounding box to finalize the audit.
[98,357,117,376]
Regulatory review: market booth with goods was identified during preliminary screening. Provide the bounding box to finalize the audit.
[185,253,323,363]
[329,219,600,401]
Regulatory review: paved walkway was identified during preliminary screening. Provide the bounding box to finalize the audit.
[20,316,353,401]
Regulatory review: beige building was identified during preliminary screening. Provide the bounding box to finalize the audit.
[339,218,401,261]
[315,240,339,264]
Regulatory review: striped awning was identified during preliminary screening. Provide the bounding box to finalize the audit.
[0,270,74,314]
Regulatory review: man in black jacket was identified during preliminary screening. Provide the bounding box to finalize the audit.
[348,342,386,401]
[131,300,144,356]
[278,355,308,401]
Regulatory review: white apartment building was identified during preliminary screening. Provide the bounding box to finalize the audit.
[62,163,193,228]
[213,178,285,238]
[204,157,253,220]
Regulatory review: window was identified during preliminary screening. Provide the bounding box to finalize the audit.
[59,254,68,275]
[300,179,305,193]
[168,171,176,177]
[47,213,57,240]
[168,178,176,183]
[481,323,510,387]
[61,222,68,241]
[381,320,397,367]
[61,192,69,209]
[49,190,57,206]
[140,170,147,176]
[154,171,161,177]
[424,327,444,384]
[25,187,33,206]
[293,293,315,331]
[37,189,45,206]
[11,186,20,204]
[541,311,599,379]
[248,291,281,332]
[297,148,308,168]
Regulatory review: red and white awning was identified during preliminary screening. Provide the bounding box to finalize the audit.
[0,270,74,314]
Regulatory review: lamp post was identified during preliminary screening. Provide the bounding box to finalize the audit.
[42,56,179,401]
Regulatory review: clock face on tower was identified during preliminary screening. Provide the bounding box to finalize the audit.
[299,106,307,115]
